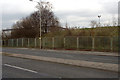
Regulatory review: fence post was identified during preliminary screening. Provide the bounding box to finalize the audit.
[17,39,18,47]
[5,40,6,46]
[42,38,44,49]
[7,40,8,46]
[92,37,95,51]
[2,40,4,46]
[22,38,24,47]
[77,37,79,50]
[35,38,36,48]
[12,39,13,47]
[64,37,66,49]
[28,38,29,47]
[7,39,9,46]
[110,37,113,52]
[52,37,55,49]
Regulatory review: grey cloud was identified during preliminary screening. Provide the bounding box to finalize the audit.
[54,10,97,19]
[2,12,31,29]
[54,10,99,27]
[101,1,118,14]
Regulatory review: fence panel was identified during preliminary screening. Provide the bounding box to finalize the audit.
[13,39,17,47]
[23,38,28,47]
[113,36,118,52]
[54,37,64,49]
[8,39,12,47]
[35,38,40,48]
[64,36,77,50]
[78,36,92,50]
[2,36,118,52]
[2,40,7,47]
[18,38,22,47]
[42,37,52,49]
[94,36,111,51]
[29,38,35,48]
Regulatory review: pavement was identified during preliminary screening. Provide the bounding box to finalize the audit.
[2,52,118,72]
[2,56,118,78]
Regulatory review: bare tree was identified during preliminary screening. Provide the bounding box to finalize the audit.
[112,16,117,26]
[11,1,61,38]
[89,20,98,36]
[90,20,98,28]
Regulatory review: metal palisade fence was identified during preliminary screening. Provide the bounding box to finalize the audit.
[2,36,118,52]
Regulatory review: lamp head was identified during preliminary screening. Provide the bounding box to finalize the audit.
[98,15,101,18]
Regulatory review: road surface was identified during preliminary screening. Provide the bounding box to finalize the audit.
[2,56,118,78]
[2,48,118,64]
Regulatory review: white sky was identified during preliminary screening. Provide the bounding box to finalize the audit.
[1,0,119,29]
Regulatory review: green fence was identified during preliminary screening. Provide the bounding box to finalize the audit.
[2,36,119,52]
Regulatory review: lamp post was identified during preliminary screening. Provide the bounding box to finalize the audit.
[98,15,101,27]
[29,0,42,49]
[29,0,52,49]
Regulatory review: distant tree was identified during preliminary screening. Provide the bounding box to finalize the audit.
[90,20,98,28]
[11,1,61,38]
[112,16,117,26]
[89,20,98,36]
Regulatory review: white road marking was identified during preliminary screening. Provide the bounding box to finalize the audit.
[4,64,38,74]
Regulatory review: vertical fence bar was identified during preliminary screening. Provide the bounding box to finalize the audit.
[5,40,8,46]
[35,38,36,48]
[8,39,9,47]
[2,40,4,46]
[28,38,29,47]
[92,37,95,51]
[52,37,54,49]
[17,39,18,47]
[42,38,44,49]
[77,37,79,50]
[64,37,66,49]
[7,40,8,46]
[110,37,113,52]
[5,40,6,46]
[12,39,13,47]
[22,38,24,47]
[7,40,8,47]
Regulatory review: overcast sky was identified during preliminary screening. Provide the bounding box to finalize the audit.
[1,0,119,29]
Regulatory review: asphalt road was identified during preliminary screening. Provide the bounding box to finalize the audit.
[2,56,118,78]
[2,48,118,64]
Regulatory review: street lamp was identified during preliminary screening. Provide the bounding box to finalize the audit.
[98,15,101,27]
[29,0,52,49]
[29,0,42,49]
